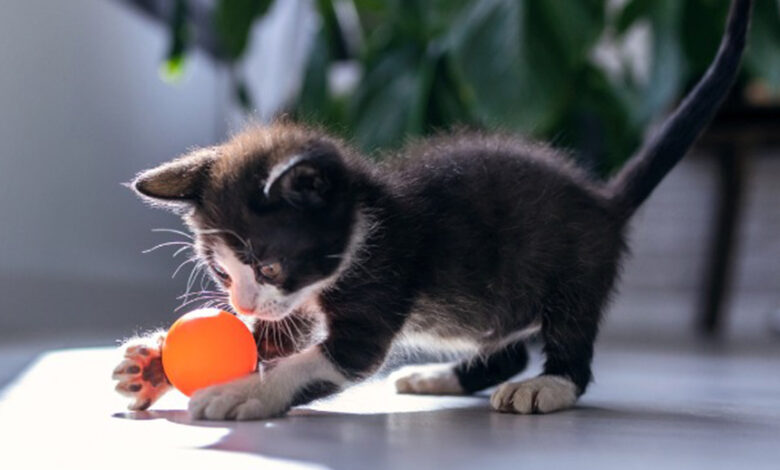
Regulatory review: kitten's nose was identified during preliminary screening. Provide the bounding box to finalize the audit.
[231,294,256,315]
[233,304,255,315]
[230,279,257,315]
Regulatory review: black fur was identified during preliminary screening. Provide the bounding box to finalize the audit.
[454,341,529,393]
[289,380,340,407]
[607,0,753,217]
[131,0,752,412]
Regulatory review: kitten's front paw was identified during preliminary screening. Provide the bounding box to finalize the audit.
[112,333,170,410]
[490,375,577,414]
[394,364,464,395]
[188,375,283,421]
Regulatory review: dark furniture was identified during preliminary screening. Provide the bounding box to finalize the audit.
[697,104,780,336]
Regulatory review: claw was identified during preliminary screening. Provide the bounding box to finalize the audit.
[115,380,144,397]
[112,359,142,379]
[130,398,152,411]
[125,345,150,357]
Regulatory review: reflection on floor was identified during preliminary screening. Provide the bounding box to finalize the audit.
[1,342,779,470]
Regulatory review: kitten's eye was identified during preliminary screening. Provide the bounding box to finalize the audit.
[259,262,282,281]
[212,264,230,280]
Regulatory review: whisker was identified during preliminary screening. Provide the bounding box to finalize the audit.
[197,228,263,266]
[183,261,206,300]
[282,318,295,346]
[143,241,193,254]
[273,322,280,351]
[172,245,192,258]
[265,320,274,348]
[177,290,227,300]
[175,294,226,312]
[277,318,288,344]
[187,261,205,289]
[171,257,198,279]
[278,320,287,346]
[257,320,268,343]
[198,228,252,251]
[289,316,305,339]
[152,228,194,240]
[199,268,212,291]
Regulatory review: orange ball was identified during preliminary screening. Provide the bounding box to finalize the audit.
[162,308,258,396]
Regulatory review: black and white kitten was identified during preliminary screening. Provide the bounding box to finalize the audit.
[113,0,751,420]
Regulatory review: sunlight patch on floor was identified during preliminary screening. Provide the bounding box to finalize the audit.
[0,348,329,469]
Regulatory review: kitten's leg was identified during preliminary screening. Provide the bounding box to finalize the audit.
[187,344,349,420]
[394,363,463,395]
[491,303,597,414]
[188,311,400,421]
[112,330,171,410]
[395,341,529,395]
[456,340,531,393]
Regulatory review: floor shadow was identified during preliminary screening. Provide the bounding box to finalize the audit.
[111,397,774,469]
[0,350,42,393]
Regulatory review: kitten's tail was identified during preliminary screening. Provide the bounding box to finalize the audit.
[606,0,752,220]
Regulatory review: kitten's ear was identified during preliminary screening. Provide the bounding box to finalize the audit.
[131,148,216,205]
[264,147,346,209]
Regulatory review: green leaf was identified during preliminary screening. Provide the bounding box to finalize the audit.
[161,0,188,83]
[448,0,550,133]
[424,51,478,130]
[554,66,641,176]
[745,0,780,95]
[234,79,254,111]
[630,0,686,125]
[680,0,729,80]
[530,0,606,69]
[293,28,349,128]
[404,41,477,134]
[349,47,424,150]
[447,0,607,136]
[614,0,655,35]
[315,0,351,60]
[159,54,186,83]
[215,0,273,60]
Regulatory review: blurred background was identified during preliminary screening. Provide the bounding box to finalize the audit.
[1,0,779,385]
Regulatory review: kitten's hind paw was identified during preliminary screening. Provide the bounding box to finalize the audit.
[490,375,577,414]
[393,364,464,395]
[112,333,171,410]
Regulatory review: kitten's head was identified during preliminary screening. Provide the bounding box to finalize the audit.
[132,124,360,321]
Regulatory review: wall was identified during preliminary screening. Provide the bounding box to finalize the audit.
[0,0,316,342]
[0,0,224,339]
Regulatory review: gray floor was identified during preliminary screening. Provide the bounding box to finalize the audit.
[1,340,779,470]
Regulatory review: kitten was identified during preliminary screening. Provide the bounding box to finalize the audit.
[113,0,752,419]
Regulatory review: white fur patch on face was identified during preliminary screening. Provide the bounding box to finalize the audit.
[212,240,326,320]
[393,363,464,395]
[490,375,578,414]
[210,209,373,321]
[188,347,349,420]
[212,241,263,314]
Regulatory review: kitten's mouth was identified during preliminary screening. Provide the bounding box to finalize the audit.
[231,300,294,322]
[230,286,317,321]
[249,309,290,322]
